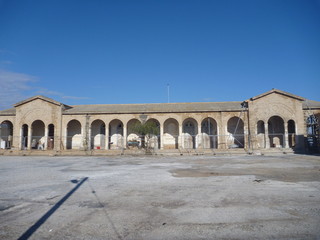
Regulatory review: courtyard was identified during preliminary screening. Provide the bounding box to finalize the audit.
[0,154,319,240]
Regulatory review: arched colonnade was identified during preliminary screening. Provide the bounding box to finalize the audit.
[255,115,297,149]
[62,116,244,150]
[0,120,55,150]
[0,115,299,150]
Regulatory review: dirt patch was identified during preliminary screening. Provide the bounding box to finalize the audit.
[79,201,105,208]
[170,167,320,182]
[151,200,186,209]
[170,169,240,178]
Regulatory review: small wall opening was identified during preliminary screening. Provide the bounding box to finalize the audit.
[288,120,296,148]
[256,120,265,148]
[22,124,28,150]
[48,124,54,150]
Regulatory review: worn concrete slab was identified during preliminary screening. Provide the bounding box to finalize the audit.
[0,155,319,240]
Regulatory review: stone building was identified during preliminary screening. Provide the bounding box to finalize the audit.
[0,89,319,154]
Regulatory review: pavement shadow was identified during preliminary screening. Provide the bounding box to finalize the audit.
[18,177,88,240]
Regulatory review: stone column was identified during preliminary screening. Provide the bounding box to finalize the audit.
[64,127,68,150]
[264,123,270,148]
[218,112,226,149]
[19,127,23,150]
[197,123,202,149]
[105,125,109,150]
[123,125,127,149]
[81,126,86,150]
[27,127,32,150]
[223,125,228,150]
[88,126,92,150]
[284,122,289,148]
[160,123,164,149]
[44,125,48,150]
[178,123,183,149]
[244,125,248,149]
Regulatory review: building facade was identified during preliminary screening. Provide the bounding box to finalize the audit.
[0,89,319,154]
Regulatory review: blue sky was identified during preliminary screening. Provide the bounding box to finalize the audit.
[0,0,319,110]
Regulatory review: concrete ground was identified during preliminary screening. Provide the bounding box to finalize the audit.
[0,155,319,240]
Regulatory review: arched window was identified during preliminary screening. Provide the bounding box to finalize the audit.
[288,120,296,148]
[48,124,54,150]
[22,124,28,149]
[257,120,265,134]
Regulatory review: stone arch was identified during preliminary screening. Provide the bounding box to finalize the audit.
[200,117,218,149]
[227,117,244,148]
[182,118,198,149]
[31,120,45,150]
[288,119,296,148]
[256,120,265,148]
[0,120,13,149]
[268,116,284,148]
[127,119,142,148]
[163,118,179,149]
[109,119,124,149]
[91,119,106,150]
[67,120,82,149]
[146,118,161,149]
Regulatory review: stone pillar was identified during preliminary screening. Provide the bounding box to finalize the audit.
[81,126,86,149]
[160,123,164,149]
[44,125,48,150]
[197,124,201,136]
[105,125,109,150]
[264,123,270,148]
[218,113,226,149]
[197,124,202,149]
[123,125,127,149]
[19,127,23,150]
[284,122,289,148]
[27,127,32,150]
[178,123,183,148]
[223,126,229,150]
[244,125,248,149]
[88,126,92,150]
[64,127,68,150]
